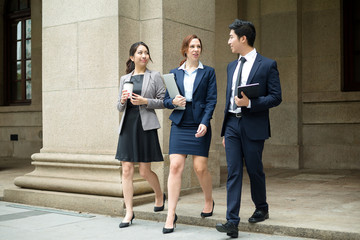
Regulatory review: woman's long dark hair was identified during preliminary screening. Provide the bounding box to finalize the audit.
[179,35,203,66]
[125,42,152,74]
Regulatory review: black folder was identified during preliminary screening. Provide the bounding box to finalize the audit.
[237,83,260,98]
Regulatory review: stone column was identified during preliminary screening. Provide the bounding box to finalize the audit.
[257,0,300,168]
[215,0,239,184]
[5,0,152,215]
[236,0,301,169]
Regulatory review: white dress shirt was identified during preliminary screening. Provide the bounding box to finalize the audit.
[178,61,204,102]
[229,49,257,113]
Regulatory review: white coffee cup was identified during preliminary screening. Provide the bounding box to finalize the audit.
[123,82,133,96]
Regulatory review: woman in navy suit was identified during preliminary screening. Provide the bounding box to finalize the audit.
[162,35,217,233]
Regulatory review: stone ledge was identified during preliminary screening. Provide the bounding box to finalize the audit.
[134,210,360,240]
[3,187,124,216]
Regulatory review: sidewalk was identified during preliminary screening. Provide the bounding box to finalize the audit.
[1,159,359,239]
[0,201,311,240]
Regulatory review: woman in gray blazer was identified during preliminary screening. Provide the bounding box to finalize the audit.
[116,42,166,228]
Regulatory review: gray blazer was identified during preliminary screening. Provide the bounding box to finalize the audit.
[117,69,165,133]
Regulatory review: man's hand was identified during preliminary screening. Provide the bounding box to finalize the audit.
[234,91,249,107]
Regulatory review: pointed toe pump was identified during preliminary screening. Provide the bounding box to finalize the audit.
[162,214,178,234]
[119,212,135,228]
[201,200,215,218]
[154,193,166,212]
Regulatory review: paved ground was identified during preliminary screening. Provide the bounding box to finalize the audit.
[1,159,360,239]
[0,201,311,240]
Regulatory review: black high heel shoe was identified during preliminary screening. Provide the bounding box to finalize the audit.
[162,213,177,234]
[201,200,215,218]
[119,212,135,228]
[154,193,166,212]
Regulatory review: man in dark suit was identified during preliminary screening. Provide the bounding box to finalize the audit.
[216,19,282,238]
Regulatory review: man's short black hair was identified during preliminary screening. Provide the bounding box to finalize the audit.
[229,19,256,47]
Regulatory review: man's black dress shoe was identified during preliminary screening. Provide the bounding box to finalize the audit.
[119,212,135,228]
[201,200,215,218]
[154,193,166,212]
[248,209,269,223]
[215,221,238,238]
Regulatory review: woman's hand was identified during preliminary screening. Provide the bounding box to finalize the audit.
[130,93,148,105]
[195,124,207,138]
[120,89,130,104]
[172,95,186,107]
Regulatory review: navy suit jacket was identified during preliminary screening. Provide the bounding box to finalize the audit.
[221,53,282,140]
[163,65,217,127]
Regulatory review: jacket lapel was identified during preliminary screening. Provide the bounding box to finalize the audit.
[246,54,262,84]
[192,68,205,94]
[176,69,185,95]
[224,60,237,111]
[124,72,133,83]
[227,61,237,99]
[141,69,151,95]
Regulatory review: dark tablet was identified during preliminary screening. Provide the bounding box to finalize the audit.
[237,83,260,98]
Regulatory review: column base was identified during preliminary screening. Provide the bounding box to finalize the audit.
[3,187,124,216]
[13,152,153,197]
[3,187,158,216]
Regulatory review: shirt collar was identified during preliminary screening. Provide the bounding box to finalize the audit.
[178,61,204,70]
[238,48,257,62]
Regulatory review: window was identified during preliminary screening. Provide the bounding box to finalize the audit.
[4,0,31,105]
[343,0,360,91]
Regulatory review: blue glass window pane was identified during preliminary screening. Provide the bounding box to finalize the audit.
[26,81,32,100]
[26,19,31,38]
[26,40,31,58]
[17,21,22,40]
[17,62,22,80]
[26,60,31,79]
[17,42,21,60]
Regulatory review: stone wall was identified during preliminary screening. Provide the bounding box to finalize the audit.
[301,0,360,169]
[0,0,42,161]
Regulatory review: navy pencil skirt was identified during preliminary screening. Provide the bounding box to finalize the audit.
[169,102,211,157]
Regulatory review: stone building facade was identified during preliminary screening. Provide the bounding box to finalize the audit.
[1,0,359,214]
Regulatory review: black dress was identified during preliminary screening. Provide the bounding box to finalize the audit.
[115,75,164,162]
